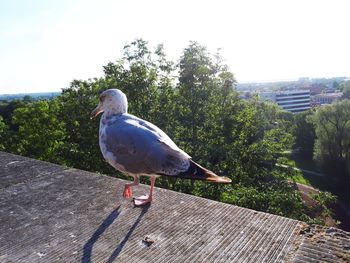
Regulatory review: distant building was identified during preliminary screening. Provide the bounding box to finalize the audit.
[259,90,311,113]
[305,84,324,95]
[311,92,342,105]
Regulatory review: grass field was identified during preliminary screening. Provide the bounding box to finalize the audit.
[279,151,350,212]
[278,152,328,189]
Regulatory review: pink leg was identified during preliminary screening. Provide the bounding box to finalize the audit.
[123,176,139,198]
[134,176,156,206]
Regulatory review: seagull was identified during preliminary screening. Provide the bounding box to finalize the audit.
[91,89,231,206]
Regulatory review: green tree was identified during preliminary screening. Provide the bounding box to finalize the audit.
[332,81,339,90]
[103,39,172,121]
[11,100,66,163]
[176,42,217,157]
[0,116,7,150]
[58,78,111,172]
[23,95,33,103]
[293,110,316,159]
[308,100,350,186]
[0,100,26,126]
[341,81,350,99]
[173,42,304,219]
[217,100,303,219]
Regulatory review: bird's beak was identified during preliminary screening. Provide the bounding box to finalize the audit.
[90,103,103,119]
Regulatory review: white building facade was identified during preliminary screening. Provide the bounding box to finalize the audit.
[260,90,311,113]
[311,92,342,105]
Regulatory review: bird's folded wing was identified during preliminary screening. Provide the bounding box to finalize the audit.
[104,115,190,175]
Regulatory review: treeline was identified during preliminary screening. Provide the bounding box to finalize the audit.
[0,39,338,224]
[294,100,350,192]
[0,92,60,102]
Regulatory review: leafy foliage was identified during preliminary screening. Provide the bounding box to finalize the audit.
[341,81,350,99]
[308,191,337,224]
[10,100,66,163]
[57,79,109,171]
[0,116,6,150]
[307,100,350,187]
[293,110,316,159]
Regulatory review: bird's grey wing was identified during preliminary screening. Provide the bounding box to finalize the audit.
[125,114,191,158]
[104,116,190,175]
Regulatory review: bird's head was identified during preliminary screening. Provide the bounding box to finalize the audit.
[90,89,128,119]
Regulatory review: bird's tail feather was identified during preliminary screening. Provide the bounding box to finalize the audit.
[173,160,232,183]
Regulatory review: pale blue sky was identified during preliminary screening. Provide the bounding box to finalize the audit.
[0,0,349,94]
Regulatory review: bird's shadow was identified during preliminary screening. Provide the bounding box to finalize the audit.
[81,204,150,263]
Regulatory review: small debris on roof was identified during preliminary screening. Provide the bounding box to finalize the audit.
[142,236,155,247]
